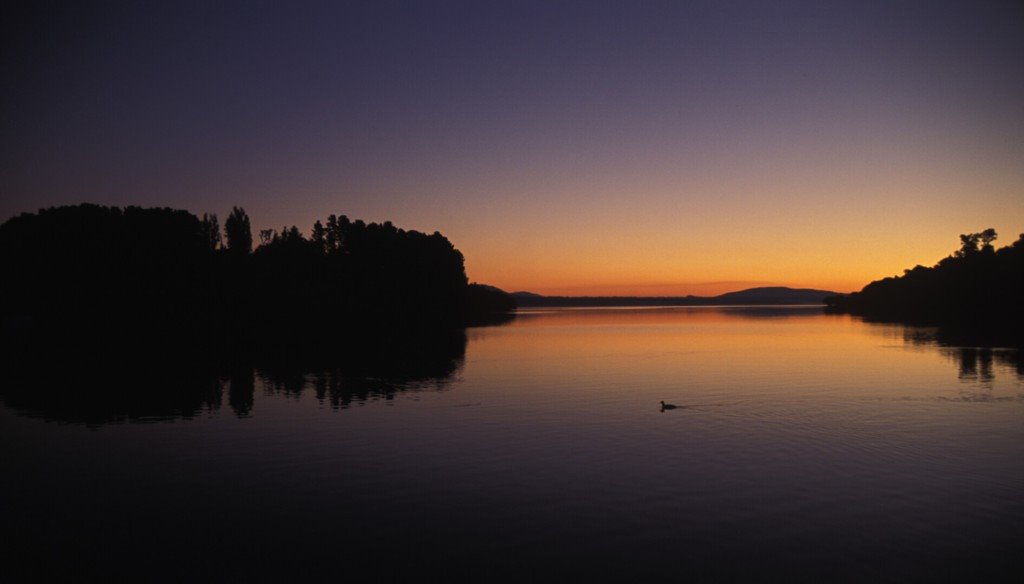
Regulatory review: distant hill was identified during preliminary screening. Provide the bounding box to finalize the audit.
[512,286,837,307]
[714,287,837,305]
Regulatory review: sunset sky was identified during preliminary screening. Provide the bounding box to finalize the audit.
[3,1,1022,295]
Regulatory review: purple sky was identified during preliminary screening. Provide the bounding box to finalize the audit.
[3,1,1023,293]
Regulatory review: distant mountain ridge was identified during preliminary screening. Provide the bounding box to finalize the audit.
[512,286,837,307]
[712,287,838,304]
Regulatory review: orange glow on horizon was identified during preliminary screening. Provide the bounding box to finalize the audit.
[486,281,862,297]
[379,163,1024,298]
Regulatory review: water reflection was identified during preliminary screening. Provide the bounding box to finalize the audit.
[229,367,255,417]
[2,308,1023,581]
[261,368,456,409]
[0,365,225,426]
[954,347,995,382]
[0,328,469,425]
[866,319,1024,384]
[892,319,1019,379]
[4,309,1021,426]
[945,347,1023,383]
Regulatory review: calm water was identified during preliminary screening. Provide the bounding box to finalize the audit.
[2,307,1023,581]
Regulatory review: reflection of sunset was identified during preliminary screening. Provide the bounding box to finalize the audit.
[467,308,1024,404]
[482,308,871,362]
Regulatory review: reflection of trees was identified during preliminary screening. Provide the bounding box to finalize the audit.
[261,370,456,410]
[940,347,1024,402]
[0,329,467,425]
[258,328,467,409]
[880,322,1024,382]
[0,365,224,427]
[943,346,1024,385]
[229,368,255,417]
[955,347,995,382]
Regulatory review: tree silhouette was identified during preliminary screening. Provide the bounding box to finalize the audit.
[957,232,981,257]
[201,213,221,250]
[225,206,252,254]
[980,228,997,253]
[0,203,517,365]
[311,220,326,252]
[259,229,274,246]
[325,214,339,251]
[957,228,998,257]
[827,228,1023,328]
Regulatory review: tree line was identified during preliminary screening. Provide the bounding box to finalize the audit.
[0,204,515,361]
[826,229,1024,331]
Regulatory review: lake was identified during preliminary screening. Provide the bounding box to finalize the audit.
[2,307,1022,581]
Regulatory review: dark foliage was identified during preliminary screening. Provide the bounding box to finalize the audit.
[224,206,252,254]
[0,204,214,351]
[249,216,472,337]
[466,283,518,324]
[200,212,221,250]
[826,229,1024,334]
[0,204,515,365]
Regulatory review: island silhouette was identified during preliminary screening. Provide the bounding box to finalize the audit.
[0,204,515,368]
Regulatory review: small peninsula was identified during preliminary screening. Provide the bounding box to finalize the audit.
[826,229,1024,330]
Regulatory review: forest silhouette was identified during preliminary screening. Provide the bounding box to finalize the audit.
[827,229,1024,337]
[0,204,515,367]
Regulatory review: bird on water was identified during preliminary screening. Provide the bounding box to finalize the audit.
[660,401,678,411]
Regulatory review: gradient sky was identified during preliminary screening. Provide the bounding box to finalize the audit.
[3,1,1022,295]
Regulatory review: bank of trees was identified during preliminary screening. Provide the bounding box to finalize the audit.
[826,229,1024,328]
[0,204,515,358]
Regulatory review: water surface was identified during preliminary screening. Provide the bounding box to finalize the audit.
[2,307,1022,581]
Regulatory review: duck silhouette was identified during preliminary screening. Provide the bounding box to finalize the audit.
[660,400,679,411]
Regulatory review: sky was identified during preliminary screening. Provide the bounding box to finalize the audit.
[3,0,1023,295]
